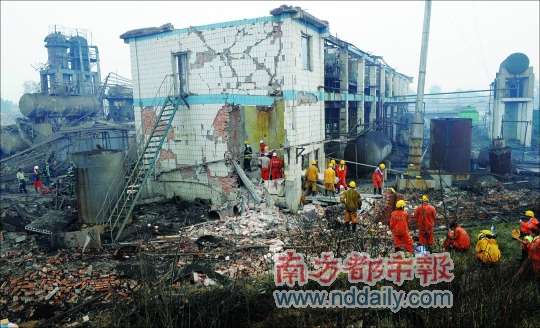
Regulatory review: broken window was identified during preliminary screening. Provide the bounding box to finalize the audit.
[301,35,310,70]
[176,53,188,95]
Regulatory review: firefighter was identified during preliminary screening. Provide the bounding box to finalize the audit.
[269,152,283,180]
[335,160,347,193]
[67,162,75,196]
[475,230,501,265]
[243,141,253,171]
[390,200,414,253]
[443,222,470,251]
[32,166,43,193]
[16,168,28,194]
[304,160,319,197]
[414,195,437,252]
[517,210,538,261]
[372,163,385,195]
[340,181,362,232]
[259,140,267,153]
[323,164,336,196]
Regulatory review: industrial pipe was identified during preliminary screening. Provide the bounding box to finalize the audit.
[207,205,240,221]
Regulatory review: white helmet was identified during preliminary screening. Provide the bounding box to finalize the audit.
[260,140,264,143]
[273,152,277,156]
[34,166,39,170]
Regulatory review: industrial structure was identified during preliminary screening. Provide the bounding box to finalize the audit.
[112,4,413,226]
[0,26,135,190]
[489,52,535,147]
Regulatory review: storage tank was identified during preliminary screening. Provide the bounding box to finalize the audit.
[19,93,100,119]
[500,53,529,75]
[429,118,472,173]
[344,131,392,177]
[72,149,126,225]
[44,32,69,69]
[69,36,89,71]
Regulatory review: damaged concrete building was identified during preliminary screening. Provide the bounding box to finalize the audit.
[120,5,412,212]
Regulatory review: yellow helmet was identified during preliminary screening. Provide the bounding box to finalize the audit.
[422,195,429,202]
[396,200,406,208]
[328,164,333,168]
[349,181,356,188]
[311,160,317,165]
[525,210,534,217]
[379,163,386,169]
[244,140,249,145]
[330,159,336,164]
[340,160,345,164]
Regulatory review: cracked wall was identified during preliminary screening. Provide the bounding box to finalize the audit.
[129,14,326,207]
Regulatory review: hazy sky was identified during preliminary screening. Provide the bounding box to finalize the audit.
[1,1,538,104]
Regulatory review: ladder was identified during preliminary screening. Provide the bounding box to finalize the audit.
[107,95,188,242]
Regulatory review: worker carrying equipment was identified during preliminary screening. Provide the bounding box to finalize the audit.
[340,180,362,232]
[390,200,414,252]
[372,164,385,195]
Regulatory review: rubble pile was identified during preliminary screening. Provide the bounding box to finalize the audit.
[1,180,539,325]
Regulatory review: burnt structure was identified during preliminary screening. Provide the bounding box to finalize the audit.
[0,25,135,189]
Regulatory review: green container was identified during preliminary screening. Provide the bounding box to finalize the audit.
[459,106,479,122]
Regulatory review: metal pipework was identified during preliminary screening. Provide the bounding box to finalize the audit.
[408,0,431,176]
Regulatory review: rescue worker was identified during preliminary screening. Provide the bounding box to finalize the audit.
[257,152,271,180]
[414,195,437,252]
[517,210,538,261]
[269,152,283,180]
[514,228,539,267]
[330,159,336,170]
[304,160,319,197]
[264,146,272,160]
[443,222,470,251]
[372,163,385,195]
[259,140,267,153]
[526,229,540,276]
[243,141,253,171]
[335,160,347,193]
[67,162,75,196]
[340,181,362,232]
[16,168,28,194]
[390,200,414,252]
[43,164,52,186]
[32,166,43,193]
[475,230,501,265]
[323,164,336,196]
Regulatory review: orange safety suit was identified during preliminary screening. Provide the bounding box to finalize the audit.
[324,167,336,192]
[304,165,319,192]
[260,143,267,153]
[269,156,283,180]
[414,203,437,246]
[520,217,539,234]
[390,209,414,252]
[372,167,384,188]
[335,164,347,190]
[443,226,470,251]
[528,236,540,276]
[340,188,362,224]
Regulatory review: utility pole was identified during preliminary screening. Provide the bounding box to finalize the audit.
[408,0,431,176]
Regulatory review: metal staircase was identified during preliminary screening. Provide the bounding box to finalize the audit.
[106,94,188,242]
